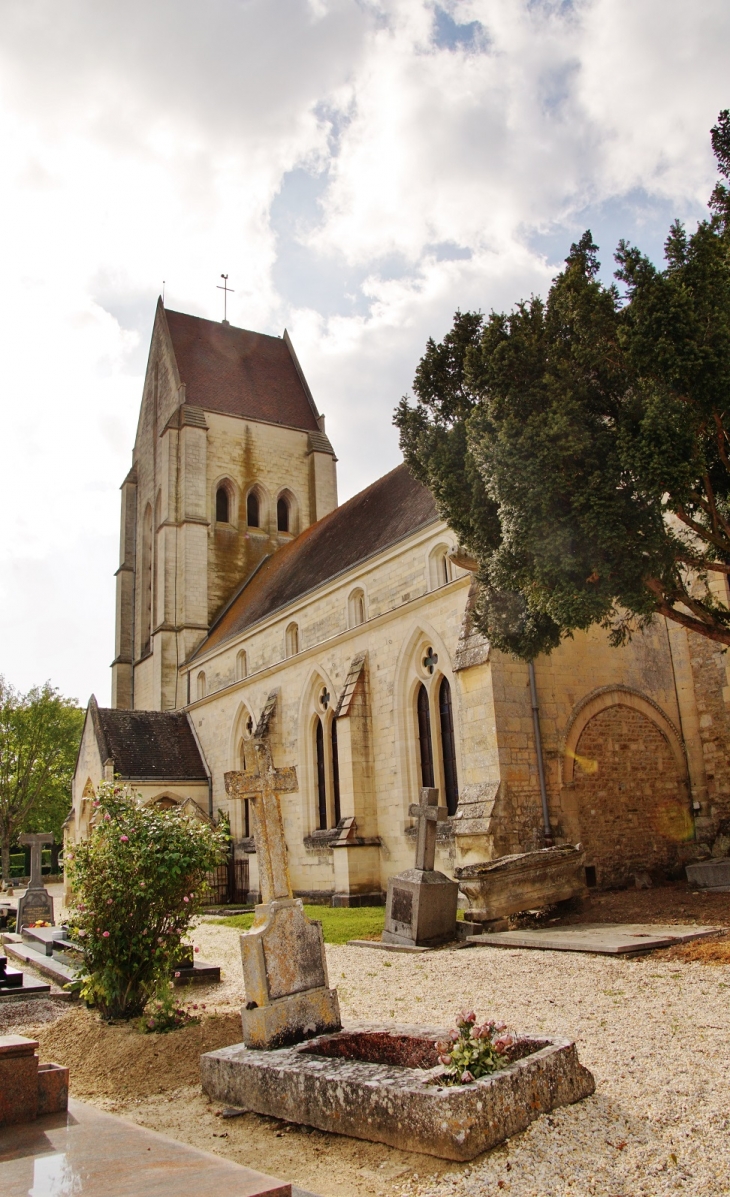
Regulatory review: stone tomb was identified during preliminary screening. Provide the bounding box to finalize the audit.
[382,788,458,947]
[225,736,341,1049]
[201,1022,595,1161]
[455,843,587,925]
[16,834,55,931]
[686,857,730,891]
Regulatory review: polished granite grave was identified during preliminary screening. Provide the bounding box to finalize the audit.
[0,1099,293,1197]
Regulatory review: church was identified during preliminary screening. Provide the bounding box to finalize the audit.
[69,301,730,902]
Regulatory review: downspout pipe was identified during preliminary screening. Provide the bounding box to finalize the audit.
[528,660,552,845]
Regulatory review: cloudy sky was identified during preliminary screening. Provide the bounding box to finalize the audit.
[0,0,728,707]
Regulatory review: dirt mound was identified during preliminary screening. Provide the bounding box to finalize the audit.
[30,1007,242,1100]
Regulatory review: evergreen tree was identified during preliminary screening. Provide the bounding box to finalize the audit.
[395,112,730,658]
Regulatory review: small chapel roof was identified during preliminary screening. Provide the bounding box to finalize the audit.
[195,463,439,657]
[164,308,321,432]
[89,700,208,781]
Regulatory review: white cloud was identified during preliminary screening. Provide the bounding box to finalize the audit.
[0,0,727,703]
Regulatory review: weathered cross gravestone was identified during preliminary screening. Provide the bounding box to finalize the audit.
[382,788,458,947]
[16,834,55,930]
[224,737,341,1049]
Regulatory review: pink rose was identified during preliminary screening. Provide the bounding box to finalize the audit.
[461,1071,475,1084]
[194,946,200,954]
[183,896,189,903]
[102,931,110,938]
[139,881,145,888]
[120,835,129,843]
[104,813,111,821]
[78,929,87,937]
[174,971,181,978]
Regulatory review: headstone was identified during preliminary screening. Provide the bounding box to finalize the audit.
[16,834,54,930]
[224,736,341,1049]
[382,788,458,947]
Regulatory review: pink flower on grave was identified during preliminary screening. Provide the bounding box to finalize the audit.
[174,971,181,978]
[107,898,113,905]
[77,930,87,937]
[439,1054,452,1066]
[460,1071,475,1084]
[139,881,145,888]
[94,800,100,807]
[102,931,110,938]
[183,896,189,903]
[460,1010,476,1024]
[120,835,129,843]
[147,1018,156,1029]
[194,947,200,954]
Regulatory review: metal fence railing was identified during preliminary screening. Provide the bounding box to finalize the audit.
[202,857,250,906]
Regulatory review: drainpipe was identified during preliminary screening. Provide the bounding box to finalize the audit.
[528,660,552,845]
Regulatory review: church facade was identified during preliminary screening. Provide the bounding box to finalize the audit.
[69,302,730,901]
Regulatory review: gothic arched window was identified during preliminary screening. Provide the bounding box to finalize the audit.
[416,683,434,788]
[315,717,327,830]
[247,490,260,528]
[196,671,206,700]
[348,587,366,627]
[277,496,289,533]
[439,676,459,814]
[285,622,299,657]
[216,486,229,523]
[331,719,341,826]
[236,649,247,680]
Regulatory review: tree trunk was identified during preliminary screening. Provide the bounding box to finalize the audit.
[1,839,10,885]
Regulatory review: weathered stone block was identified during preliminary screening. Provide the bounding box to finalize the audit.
[241,986,342,1051]
[201,1022,595,1161]
[686,857,730,891]
[382,869,458,946]
[456,844,586,922]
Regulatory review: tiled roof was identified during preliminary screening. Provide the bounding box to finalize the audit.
[195,464,439,657]
[164,309,321,432]
[90,701,207,780]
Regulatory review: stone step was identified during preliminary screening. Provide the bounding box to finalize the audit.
[3,942,76,987]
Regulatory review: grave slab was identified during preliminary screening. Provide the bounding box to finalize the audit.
[201,1021,595,1161]
[0,1098,292,1197]
[686,857,730,891]
[466,922,723,955]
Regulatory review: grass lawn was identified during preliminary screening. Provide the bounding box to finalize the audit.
[211,904,385,945]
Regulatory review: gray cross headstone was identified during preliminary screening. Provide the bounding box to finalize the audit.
[409,787,448,872]
[17,833,55,928]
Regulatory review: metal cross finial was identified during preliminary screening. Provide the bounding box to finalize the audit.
[320,687,330,710]
[217,273,234,324]
[408,788,448,871]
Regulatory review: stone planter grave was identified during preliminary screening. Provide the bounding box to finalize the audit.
[201,1022,595,1160]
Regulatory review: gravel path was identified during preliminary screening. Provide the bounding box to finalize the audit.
[190,921,730,1197]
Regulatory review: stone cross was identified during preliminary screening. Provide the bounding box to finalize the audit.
[224,739,297,904]
[408,788,447,872]
[18,833,53,891]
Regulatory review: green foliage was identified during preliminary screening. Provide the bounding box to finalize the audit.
[435,1010,513,1085]
[141,982,203,1034]
[66,781,226,1020]
[395,113,730,658]
[213,903,386,944]
[0,677,84,880]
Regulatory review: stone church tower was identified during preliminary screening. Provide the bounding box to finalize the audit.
[111,301,337,711]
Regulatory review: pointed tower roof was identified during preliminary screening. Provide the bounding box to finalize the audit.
[163,307,321,431]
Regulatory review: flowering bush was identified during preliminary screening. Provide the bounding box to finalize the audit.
[142,981,205,1033]
[436,1010,514,1085]
[66,781,226,1020]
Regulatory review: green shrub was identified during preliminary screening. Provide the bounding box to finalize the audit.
[65,781,226,1020]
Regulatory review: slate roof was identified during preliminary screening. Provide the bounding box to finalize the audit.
[164,309,321,431]
[195,463,439,658]
[90,700,207,780]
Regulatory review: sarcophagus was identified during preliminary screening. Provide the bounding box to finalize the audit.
[455,844,586,923]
